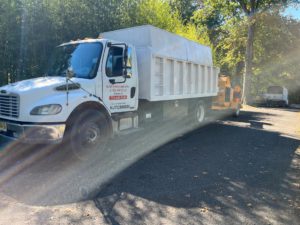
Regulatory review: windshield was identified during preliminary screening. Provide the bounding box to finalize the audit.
[47,42,102,79]
[267,86,283,94]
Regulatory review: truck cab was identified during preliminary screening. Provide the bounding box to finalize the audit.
[0,39,138,147]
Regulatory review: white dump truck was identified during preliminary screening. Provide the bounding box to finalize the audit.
[0,25,219,152]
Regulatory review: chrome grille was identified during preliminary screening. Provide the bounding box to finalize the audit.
[0,94,19,118]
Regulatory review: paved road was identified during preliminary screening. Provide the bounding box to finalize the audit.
[0,106,299,225]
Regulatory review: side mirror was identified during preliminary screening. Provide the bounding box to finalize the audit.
[67,67,74,79]
[124,74,131,79]
[123,46,131,78]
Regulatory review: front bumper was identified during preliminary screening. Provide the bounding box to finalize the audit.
[0,120,66,144]
[265,99,287,106]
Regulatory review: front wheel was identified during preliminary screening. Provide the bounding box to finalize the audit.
[65,109,110,160]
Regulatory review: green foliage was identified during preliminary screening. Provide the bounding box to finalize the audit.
[123,0,182,31]
[0,0,208,85]
[251,12,300,96]
[193,0,246,75]
[0,0,23,83]
[194,0,300,102]
[168,0,200,23]
[0,0,299,102]
[118,0,209,44]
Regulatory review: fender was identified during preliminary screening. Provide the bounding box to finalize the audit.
[66,100,113,136]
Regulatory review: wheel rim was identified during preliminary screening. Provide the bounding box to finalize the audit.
[196,104,205,123]
[235,107,240,116]
[80,122,102,148]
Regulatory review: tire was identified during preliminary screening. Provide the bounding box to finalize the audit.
[193,101,206,125]
[233,105,241,117]
[65,109,110,160]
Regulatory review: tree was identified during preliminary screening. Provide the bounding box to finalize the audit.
[119,0,209,44]
[0,0,23,83]
[251,12,300,97]
[193,1,245,77]
[168,0,201,23]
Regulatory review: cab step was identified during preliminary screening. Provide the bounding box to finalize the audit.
[117,127,144,136]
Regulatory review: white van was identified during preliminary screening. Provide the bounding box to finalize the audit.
[263,86,289,107]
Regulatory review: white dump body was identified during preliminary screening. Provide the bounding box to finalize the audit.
[102,25,219,101]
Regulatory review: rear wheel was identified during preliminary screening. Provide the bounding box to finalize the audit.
[65,109,110,160]
[192,101,206,125]
[233,105,241,117]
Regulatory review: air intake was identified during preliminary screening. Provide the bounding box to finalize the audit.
[0,93,20,118]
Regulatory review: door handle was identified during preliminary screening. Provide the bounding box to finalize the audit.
[131,87,136,98]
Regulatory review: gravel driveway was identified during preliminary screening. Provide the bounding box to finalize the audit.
[0,106,299,225]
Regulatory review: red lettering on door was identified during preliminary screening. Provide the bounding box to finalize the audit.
[109,95,128,100]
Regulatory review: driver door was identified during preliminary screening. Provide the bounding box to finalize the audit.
[102,45,138,113]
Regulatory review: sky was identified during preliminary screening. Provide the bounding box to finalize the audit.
[284,5,300,20]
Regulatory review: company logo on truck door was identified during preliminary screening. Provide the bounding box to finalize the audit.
[106,84,129,100]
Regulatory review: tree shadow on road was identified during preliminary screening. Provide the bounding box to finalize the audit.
[94,111,300,225]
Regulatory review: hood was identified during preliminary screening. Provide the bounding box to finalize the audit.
[0,76,97,122]
[1,77,67,94]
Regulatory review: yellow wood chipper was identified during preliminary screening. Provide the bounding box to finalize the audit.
[211,75,242,117]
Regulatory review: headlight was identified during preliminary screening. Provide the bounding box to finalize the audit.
[30,104,62,115]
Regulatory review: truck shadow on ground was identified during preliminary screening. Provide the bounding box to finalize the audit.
[93,111,300,225]
[0,110,299,224]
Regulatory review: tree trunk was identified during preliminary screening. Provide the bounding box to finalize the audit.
[17,4,28,82]
[242,15,255,104]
